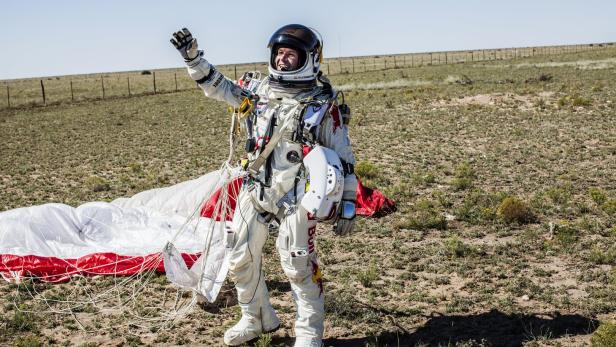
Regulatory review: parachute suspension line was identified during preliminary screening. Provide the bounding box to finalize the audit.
[138,98,249,325]
[7,96,252,332]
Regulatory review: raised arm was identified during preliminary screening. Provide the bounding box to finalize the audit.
[171,28,245,108]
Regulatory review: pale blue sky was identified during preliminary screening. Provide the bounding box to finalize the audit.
[1,0,614,80]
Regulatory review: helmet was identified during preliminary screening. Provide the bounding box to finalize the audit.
[267,24,323,86]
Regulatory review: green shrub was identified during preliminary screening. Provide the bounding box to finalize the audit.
[129,162,143,174]
[452,177,473,191]
[125,335,143,347]
[7,310,35,332]
[497,197,536,224]
[591,321,616,347]
[254,334,272,347]
[432,190,453,208]
[545,186,572,205]
[445,236,475,258]
[411,170,435,186]
[557,95,569,108]
[609,269,616,286]
[386,182,416,200]
[589,188,607,205]
[553,222,579,248]
[357,261,379,288]
[557,94,592,108]
[452,162,476,191]
[394,199,447,231]
[355,160,378,179]
[14,335,41,347]
[84,175,110,192]
[603,199,616,216]
[571,95,592,107]
[455,189,507,225]
[589,247,616,265]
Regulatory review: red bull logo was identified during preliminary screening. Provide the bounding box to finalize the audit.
[311,260,324,296]
[308,224,316,253]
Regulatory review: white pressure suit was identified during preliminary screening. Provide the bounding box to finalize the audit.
[173,25,356,347]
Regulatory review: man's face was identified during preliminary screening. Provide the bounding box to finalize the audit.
[275,47,300,71]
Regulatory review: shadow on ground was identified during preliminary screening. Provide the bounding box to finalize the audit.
[318,309,598,347]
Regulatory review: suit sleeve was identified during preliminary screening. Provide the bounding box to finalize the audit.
[186,58,245,108]
[319,102,357,201]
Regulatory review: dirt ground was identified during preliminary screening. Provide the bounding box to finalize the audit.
[1,47,616,346]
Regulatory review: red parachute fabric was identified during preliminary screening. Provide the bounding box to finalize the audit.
[201,176,396,220]
[354,177,397,217]
[200,177,242,221]
[1,253,199,283]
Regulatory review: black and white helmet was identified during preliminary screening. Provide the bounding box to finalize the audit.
[267,24,323,86]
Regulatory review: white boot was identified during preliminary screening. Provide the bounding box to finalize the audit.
[294,336,322,347]
[223,302,280,345]
[224,275,280,346]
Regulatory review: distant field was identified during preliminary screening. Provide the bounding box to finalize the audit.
[1,45,616,346]
[1,43,611,109]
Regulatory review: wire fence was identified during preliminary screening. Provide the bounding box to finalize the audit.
[1,42,614,109]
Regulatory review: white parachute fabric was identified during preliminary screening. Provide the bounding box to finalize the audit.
[0,169,236,303]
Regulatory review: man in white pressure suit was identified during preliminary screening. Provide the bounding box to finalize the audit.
[171,24,357,347]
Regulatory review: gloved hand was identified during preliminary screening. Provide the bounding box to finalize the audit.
[170,28,201,66]
[333,200,356,236]
[334,217,355,236]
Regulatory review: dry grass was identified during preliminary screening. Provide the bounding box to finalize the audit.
[1,45,616,346]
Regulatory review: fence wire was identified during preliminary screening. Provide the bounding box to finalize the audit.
[1,42,614,109]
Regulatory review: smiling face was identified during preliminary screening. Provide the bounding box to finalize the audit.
[274,46,300,71]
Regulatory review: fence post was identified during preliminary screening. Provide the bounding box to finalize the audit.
[327,63,330,75]
[40,80,46,106]
[411,54,414,67]
[352,59,355,73]
[445,52,448,64]
[234,65,238,81]
[153,72,157,94]
[101,77,105,99]
[70,80,74,101]
[430,53,433,65]
[127,76,131,96]
[6,85,10,108]
[174,73,178,92]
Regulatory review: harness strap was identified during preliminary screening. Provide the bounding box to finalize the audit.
[247,122,288,176]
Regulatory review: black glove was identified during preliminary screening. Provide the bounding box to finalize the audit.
[170,28,200,64]
[333,200,356,236]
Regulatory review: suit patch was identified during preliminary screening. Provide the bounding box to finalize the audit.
[212,74,224,88]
